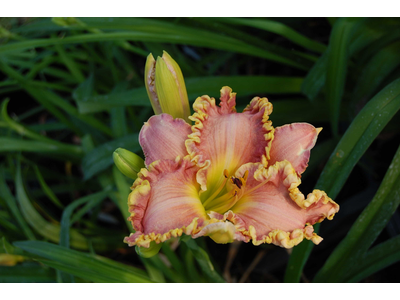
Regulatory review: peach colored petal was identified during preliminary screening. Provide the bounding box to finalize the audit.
[226,161,339,248]
[139,113,191,166]
[268,123,321,175]
[185,86,274,201]
[124,157,207,248]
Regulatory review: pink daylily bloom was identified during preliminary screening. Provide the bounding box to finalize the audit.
[124,87,339,249]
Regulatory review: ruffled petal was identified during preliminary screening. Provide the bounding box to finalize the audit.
[193,221,237,244]
[185,86,274,201]
[124,157,208,248]
[226,161,339,248]
[139,113,191,166]
[268,123,321,175]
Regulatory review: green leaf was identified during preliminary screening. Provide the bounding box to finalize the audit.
[217,18,327,53]
[15,159,89,250]
[13,241,153,283]
[316,77,400,199]
[0,24,307,69]
[0,137,83,160]
[183,237,225,283]
[302,18,391,101]
[325,17,362,136]
[33,165,64,209]
[60,191,109,249]
[112,165,132,229]
[0,168,35,240]
[346,235,400,282]
[352,40,400,103]
[81,133,140,180]
[284,239,315,283]
[313,143,400,282]
[0,262,56,283]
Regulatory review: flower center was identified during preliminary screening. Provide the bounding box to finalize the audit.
[202,169,249,214]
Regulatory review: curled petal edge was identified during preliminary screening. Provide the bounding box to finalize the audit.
[185,86,275,191]
[210,210,324,248]
[252,160,339,221]
[243,95,274,166]
[124,217,202,248]
[229,160,339,248]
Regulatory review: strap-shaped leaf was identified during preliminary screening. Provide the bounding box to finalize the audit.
[13,241,153,283]
[313,143,400,282]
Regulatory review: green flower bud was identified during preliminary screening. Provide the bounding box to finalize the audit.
[113,148,145,180]
[135,241,162,258]
[144,51,191,123]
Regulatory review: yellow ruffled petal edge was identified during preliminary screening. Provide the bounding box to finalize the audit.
[124,217,225,248]
[208,210,322,248]
[223,160,339,248]
[185,86,275,191]
[124,156,224,248]
[243,95,274,166]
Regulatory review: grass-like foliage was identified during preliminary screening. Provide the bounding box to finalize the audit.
[1,17,399,283]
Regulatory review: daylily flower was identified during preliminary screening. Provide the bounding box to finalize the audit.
[124,87,339,249]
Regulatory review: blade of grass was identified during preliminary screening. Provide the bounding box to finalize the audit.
[146,254,184,282]
[217,17,327,53]
[58,190,109,282]
[313,143,400,282]
[0,262,56,283]
[112,165,132,229]
[0,28,308,70]
[352,40,400,103]
[13,241,153,283]
[325,17,362,136]
[0,137,83,160]
[346,235,400,283]
[183,237,225,283]
[302,18,389,101]
[0,167,36,240]
[15,159,89,250]
[33,165,64,209]
[60,191,109,249]
[54,42,85,83]
[161,242,186,279]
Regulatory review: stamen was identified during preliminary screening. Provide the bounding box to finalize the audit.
[241,172,269,198]
[202,169,230,208]
[206,190,240,214]
[206,190,239,213]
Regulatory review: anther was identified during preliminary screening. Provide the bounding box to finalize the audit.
[224,169,229,178]
[231,177,243,189]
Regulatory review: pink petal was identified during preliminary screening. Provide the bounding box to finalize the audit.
[139,113,191,166]
[124,157,207,248]
[186,86,274,197]
[268,123,321,175]
[225,161,339,248]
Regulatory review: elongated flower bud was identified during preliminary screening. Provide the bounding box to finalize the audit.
[144,51,190,123]
[113,148,145,179]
